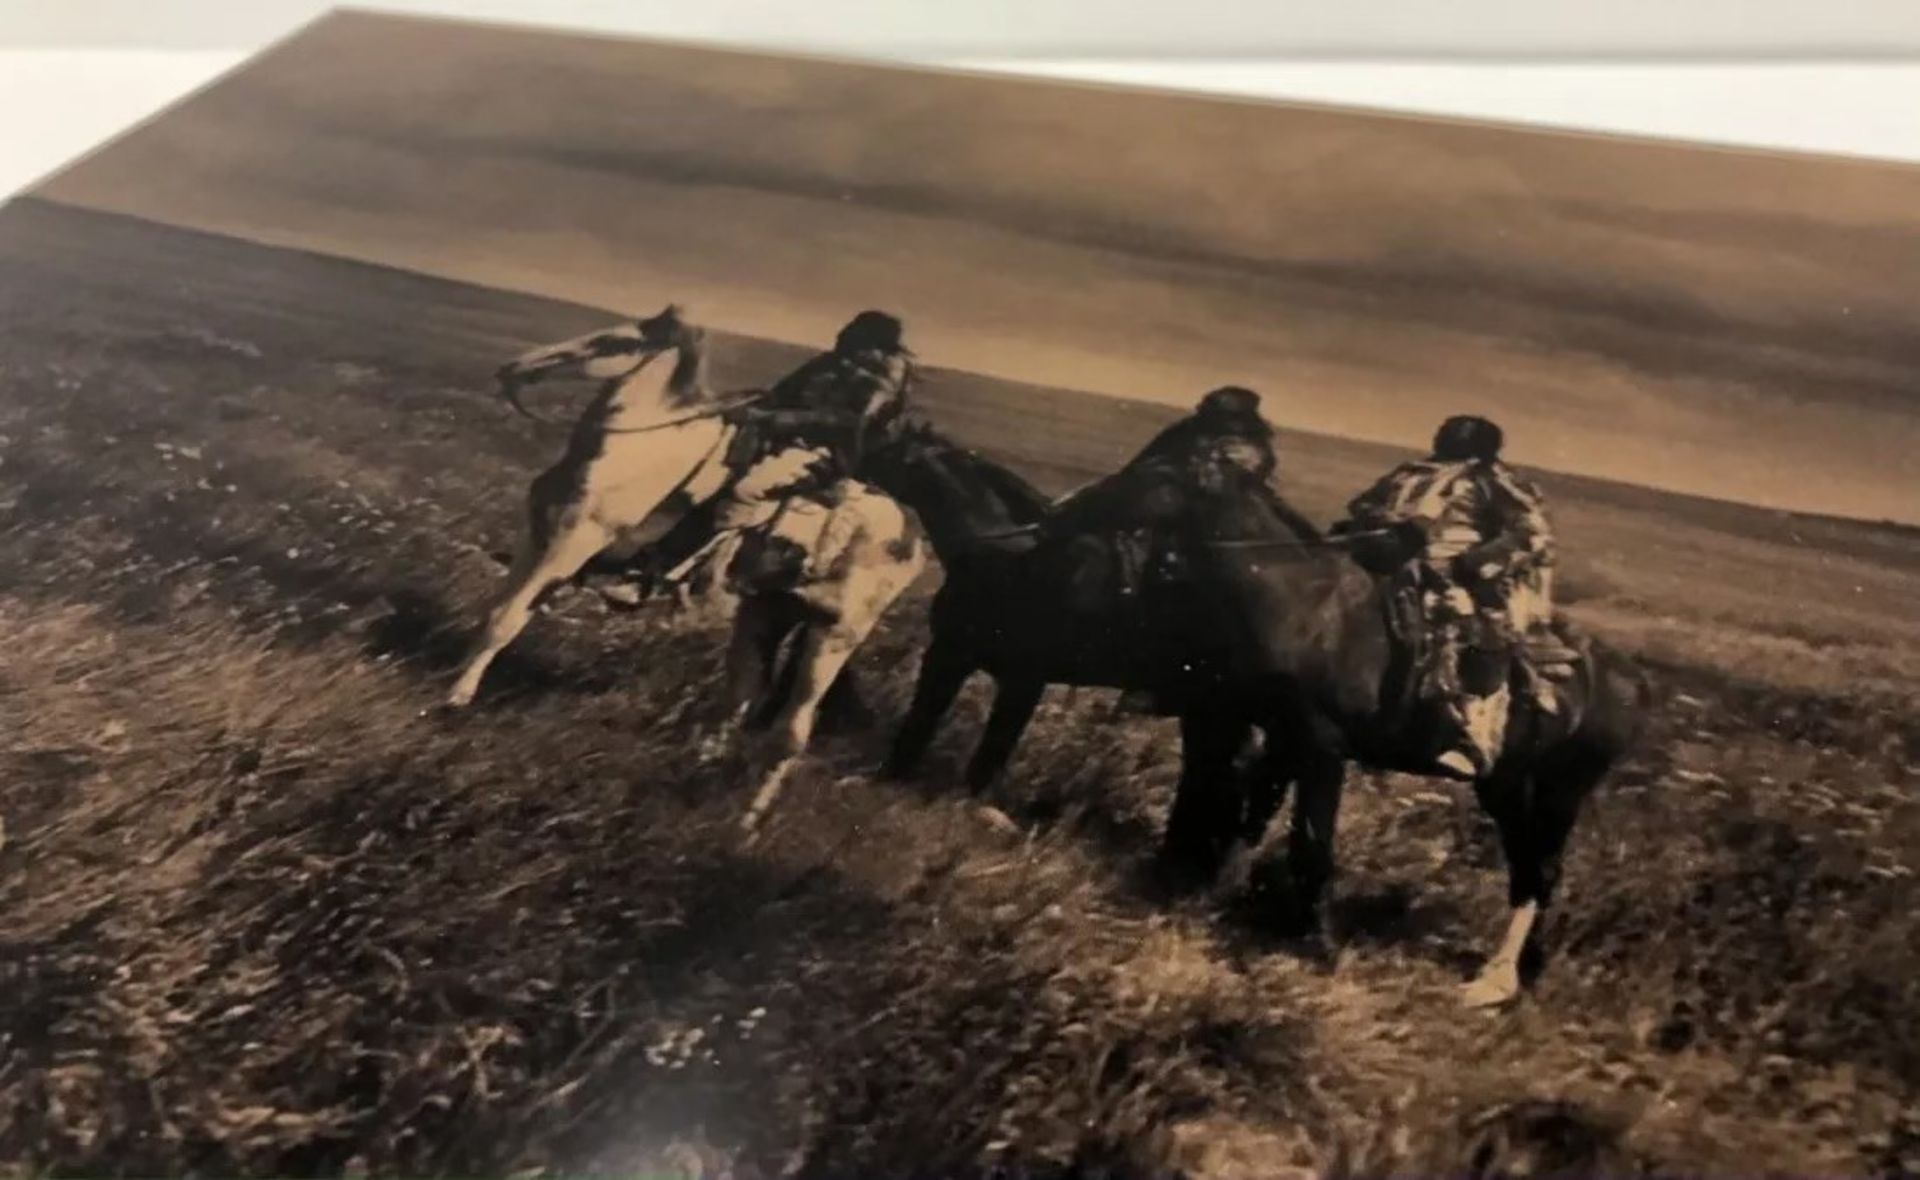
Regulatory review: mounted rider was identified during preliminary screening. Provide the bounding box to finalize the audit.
[1046,387,1314,601]
[1337,415,1559,780]
[1126,385,1279,485]
[656,310,917,594]
[731,309,914,477]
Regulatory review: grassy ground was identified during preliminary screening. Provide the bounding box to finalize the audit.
[2,199,1918,1177]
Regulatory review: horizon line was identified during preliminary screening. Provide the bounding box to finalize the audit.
[11,193,1919,535]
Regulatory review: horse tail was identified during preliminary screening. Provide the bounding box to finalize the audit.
[1578,642,1656,760]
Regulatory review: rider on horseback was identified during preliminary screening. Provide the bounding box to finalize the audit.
[1338,415,1557,780]
[1046,387,1315,598]
[1128,385,1278,482]
[654,310,916,594]
[730,309,915,480]
[1036,387,1318,719]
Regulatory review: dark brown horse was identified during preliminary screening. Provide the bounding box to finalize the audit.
[861,422,1203,790]
[871,424,1649,1006]
[1162,459,1652,1006]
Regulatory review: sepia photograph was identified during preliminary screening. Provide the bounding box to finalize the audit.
[2,10,1918,1177]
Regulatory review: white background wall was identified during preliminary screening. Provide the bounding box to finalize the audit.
[4,3,1919,197]
[6,0,1920,56]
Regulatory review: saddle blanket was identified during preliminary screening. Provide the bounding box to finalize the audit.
[1385,579,1585,712]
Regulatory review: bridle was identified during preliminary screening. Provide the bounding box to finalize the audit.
[1202,527,1396,550]
[593,389,769,435]
[501,335,768,434]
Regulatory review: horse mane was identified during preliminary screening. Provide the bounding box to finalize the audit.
[895,418,1050,524]
[952,450,1050,524]
[664,327,710,402]
[1183,461,1326,548]
[1264,485,1326,543]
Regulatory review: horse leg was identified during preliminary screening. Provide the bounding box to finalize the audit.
[700,594,789,762]
[1243,727,1293,844]
[1463,754,1602,1008]
[738,621,863,846]
[1159,708,1252,890]
[1216,729,1293,894]
[1279,746,1347,939]
[679,529,746,628]
[816,667,873,734]
[744,601,806,732]
[447,508,611,708]
[964,676,1044,795]
[882,633,973,781]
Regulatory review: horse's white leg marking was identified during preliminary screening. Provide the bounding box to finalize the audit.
[448,528,543,708]
[1461,899,1539,1009]
[447,514,613,707]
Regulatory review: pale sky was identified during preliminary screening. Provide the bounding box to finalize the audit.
[35,11,1920,522]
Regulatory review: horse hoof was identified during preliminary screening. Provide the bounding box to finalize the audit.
[974,805,1019,835]
[1267,904,1326,946]
[1216,840,1260,895]
[1460,969,1522,1010]
[697,731,735,765]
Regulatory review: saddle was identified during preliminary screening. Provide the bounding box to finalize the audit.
[1060,526,1188,616]
[1380,567,1585,724]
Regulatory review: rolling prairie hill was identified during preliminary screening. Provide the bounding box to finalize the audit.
[1,196,1917,1177]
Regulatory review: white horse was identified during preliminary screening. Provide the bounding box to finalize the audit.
[447,304,737,708]
[445,305,929,844]
[708,475,929,846]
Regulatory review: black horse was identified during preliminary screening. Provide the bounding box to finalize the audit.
[861,422,1205,789]
[870,423,1650,1006]
[1158,458,1651,1005]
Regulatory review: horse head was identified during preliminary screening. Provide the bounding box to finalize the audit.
[863,419,1048,555]
[1177,443,1325,547]
[495,302,714,423]
[861,418,959,507]
[636,303,703,351]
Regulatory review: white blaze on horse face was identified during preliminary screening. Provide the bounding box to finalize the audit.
[503,323,651,383]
